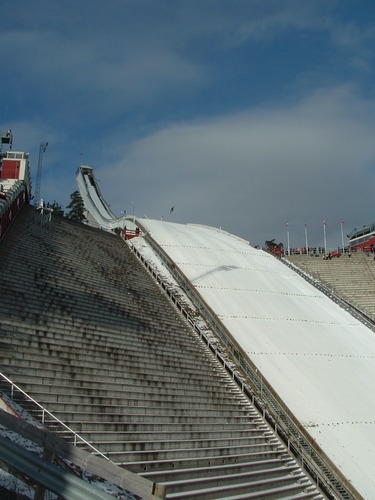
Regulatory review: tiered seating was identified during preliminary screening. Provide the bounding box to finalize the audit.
[0,205,323,499]
[285,253,375,322]
[0,180,22,212]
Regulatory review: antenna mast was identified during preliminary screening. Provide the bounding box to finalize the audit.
[35,142,48,205]
[0,129,13,167]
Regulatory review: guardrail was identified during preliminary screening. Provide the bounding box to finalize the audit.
[127,228,361,500]
[34,205,53,228]
[0,371,109,460]
[0,408,165,499]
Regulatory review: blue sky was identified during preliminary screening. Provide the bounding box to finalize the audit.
[2,0,375,249]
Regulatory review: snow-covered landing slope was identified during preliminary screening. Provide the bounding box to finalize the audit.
[135,218,375,499]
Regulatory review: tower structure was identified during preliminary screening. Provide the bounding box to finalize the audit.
[34,142,48,206]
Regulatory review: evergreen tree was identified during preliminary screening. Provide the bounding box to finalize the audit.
[46,200,64,217]
[66,191,86,222]
[265,239,283,255]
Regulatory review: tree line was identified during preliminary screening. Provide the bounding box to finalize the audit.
[44,190,86,222]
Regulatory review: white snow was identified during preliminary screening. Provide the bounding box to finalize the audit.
[133,218,375,499]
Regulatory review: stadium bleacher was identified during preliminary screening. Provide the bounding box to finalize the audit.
[285,252,375,323]
[0,205,325,499]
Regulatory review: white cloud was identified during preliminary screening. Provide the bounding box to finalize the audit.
[0,1,340,112]
[3,1,375,250]
[98,85,375,248]
[0,15,208,110]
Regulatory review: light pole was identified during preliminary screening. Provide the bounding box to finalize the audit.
[120,211,127,229]
[340,220,345,253]
[131,201,135,223]
[34,142,48,206]
[323,220,327,255]
[304,223,308,254]
[286,222,290,256]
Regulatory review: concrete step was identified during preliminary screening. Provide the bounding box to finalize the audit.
[22,397,253,415]
[7,347,217,378]
[93,441,284,463]
[42,410,254,426]
[48,421,265,436]
[164,475,316,499]
[56,427,269,444]
[75,435,276,454]
[141,457,294,483]
[4,324,202,355]
[10,347,223,375]
[6,364,228,394]
[161,463,301,495]
[4,371,242,402]
[118,448,289,473]
[35,405,254,423]
[12,337,217,367]
[4,372,247,402]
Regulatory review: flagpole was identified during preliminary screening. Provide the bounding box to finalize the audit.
[131,201,135,223]
[340,220,345,253]
[286,222,290,256]
[304,223,308,254]
[323,220,327,255]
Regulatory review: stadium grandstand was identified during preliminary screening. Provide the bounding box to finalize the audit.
[0,130,31,241]
[0,141,374,499]
[347,222,375,252]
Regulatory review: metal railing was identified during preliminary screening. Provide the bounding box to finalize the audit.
[34,205,53,228]
[0,372,109,461]
[0,433,114,500]
[0,408,165,499]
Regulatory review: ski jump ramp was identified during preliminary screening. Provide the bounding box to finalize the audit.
[77,165,375,499]
[76,166,134,230]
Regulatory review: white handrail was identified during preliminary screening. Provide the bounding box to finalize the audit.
[0,372,110,461]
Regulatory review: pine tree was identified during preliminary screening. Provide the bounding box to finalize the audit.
[46,200,64,217]
[66,191,86,222]
[265,239,283,255]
